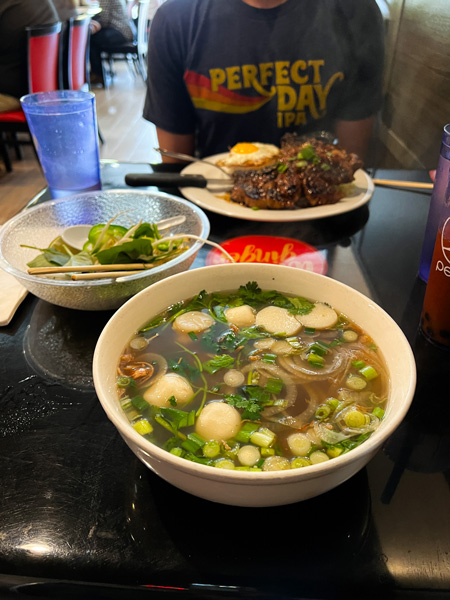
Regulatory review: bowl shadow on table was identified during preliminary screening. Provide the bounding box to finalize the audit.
[202,203,370,250]
[23,299,114,391]
[125,458,393,598]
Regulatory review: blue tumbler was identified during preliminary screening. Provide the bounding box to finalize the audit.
[21,90,102,199]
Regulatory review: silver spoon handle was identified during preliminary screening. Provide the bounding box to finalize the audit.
[155,148,231,177]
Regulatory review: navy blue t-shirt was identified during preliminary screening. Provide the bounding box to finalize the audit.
[144,0,384,157]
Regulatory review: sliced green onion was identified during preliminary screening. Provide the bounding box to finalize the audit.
[309,450,330,464]
[342,329,358,342]
[344,409,366,428]
[304,327,316,335]
[297,144,316,160]
[131,395,150,412]
[181,432,206,454]
[250,427,276,448]
[310,341,329,356]
[215,458,235,469]
[132,418,153,436]
[170,447,184,457]
[326,398,340,410]
[260,447,275,457]
[346,374,367,390]
[237,445,261,466]
[185,454,213,465]
[290,457,311,468]
[315,405,331,420]
[265,377,284,394]
[188,331,198,341]
[372,406,385,419]
[308,352,324,368]
[326,446,343,458]
[117,376,132,388]
[360,365,379,380]
[120,397,133,411]
[235,421,259,443]
[203,440,221,458]
[352,360,366,369]
[262,353,277,364]
[224,444,240,460]
[124,407,141,422]
[160,407,195,429]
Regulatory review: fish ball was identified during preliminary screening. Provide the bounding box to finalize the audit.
[224,305,256,328]
[195,402,241,441]
[296,303,338,329]
[253,338,275,350]
[143,373,193,407]
[271,340,294,355]
[223,369,245,388]
[173,311,214,334]
[287,432,311,456]
[255,306,302,336]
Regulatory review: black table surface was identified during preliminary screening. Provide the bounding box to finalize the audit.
[1,163,449,600]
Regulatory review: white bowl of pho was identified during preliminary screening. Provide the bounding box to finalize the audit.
[93,263,416,507]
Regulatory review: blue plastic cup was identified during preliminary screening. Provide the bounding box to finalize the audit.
[21,90,102,199]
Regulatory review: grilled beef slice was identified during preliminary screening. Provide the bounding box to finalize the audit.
[229,134,364,210]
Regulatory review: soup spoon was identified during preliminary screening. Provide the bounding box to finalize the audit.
[61,215,187,251]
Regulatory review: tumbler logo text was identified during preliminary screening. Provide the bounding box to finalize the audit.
[438,215,450,277]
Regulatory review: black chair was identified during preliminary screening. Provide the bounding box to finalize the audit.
[100,0,150,87]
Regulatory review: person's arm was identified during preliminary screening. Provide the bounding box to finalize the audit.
[334,116,375,160]
[155,128,195,162]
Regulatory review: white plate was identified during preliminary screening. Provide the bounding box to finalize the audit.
[180,153,374,222]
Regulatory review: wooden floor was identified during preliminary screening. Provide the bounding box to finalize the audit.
[0,63,159,226]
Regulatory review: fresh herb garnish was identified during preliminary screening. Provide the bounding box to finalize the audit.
[203,355,235,374]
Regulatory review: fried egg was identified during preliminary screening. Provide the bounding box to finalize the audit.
[217,142,280,169]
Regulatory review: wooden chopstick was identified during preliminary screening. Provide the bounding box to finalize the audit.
[71,271,144,280]
[28,263,151,275]
[373,178,434,190]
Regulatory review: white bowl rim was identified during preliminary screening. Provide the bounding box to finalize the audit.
[93,263,417,485]
[0,189,210,287]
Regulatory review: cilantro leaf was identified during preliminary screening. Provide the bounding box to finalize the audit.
[224,385,273,421]
[203,354,235,374]
[224,393,262,421]
[168,357,200,381]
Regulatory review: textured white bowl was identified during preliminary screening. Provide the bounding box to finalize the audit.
[93,263,416,506]
[0,190,210,311]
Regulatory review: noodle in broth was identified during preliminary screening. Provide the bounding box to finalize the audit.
[116,282,388,471]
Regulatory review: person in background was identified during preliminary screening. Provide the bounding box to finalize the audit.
[0,0,58,112]
[144,0,385,162]
[51,0,79,21]
[89,0,136,86]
